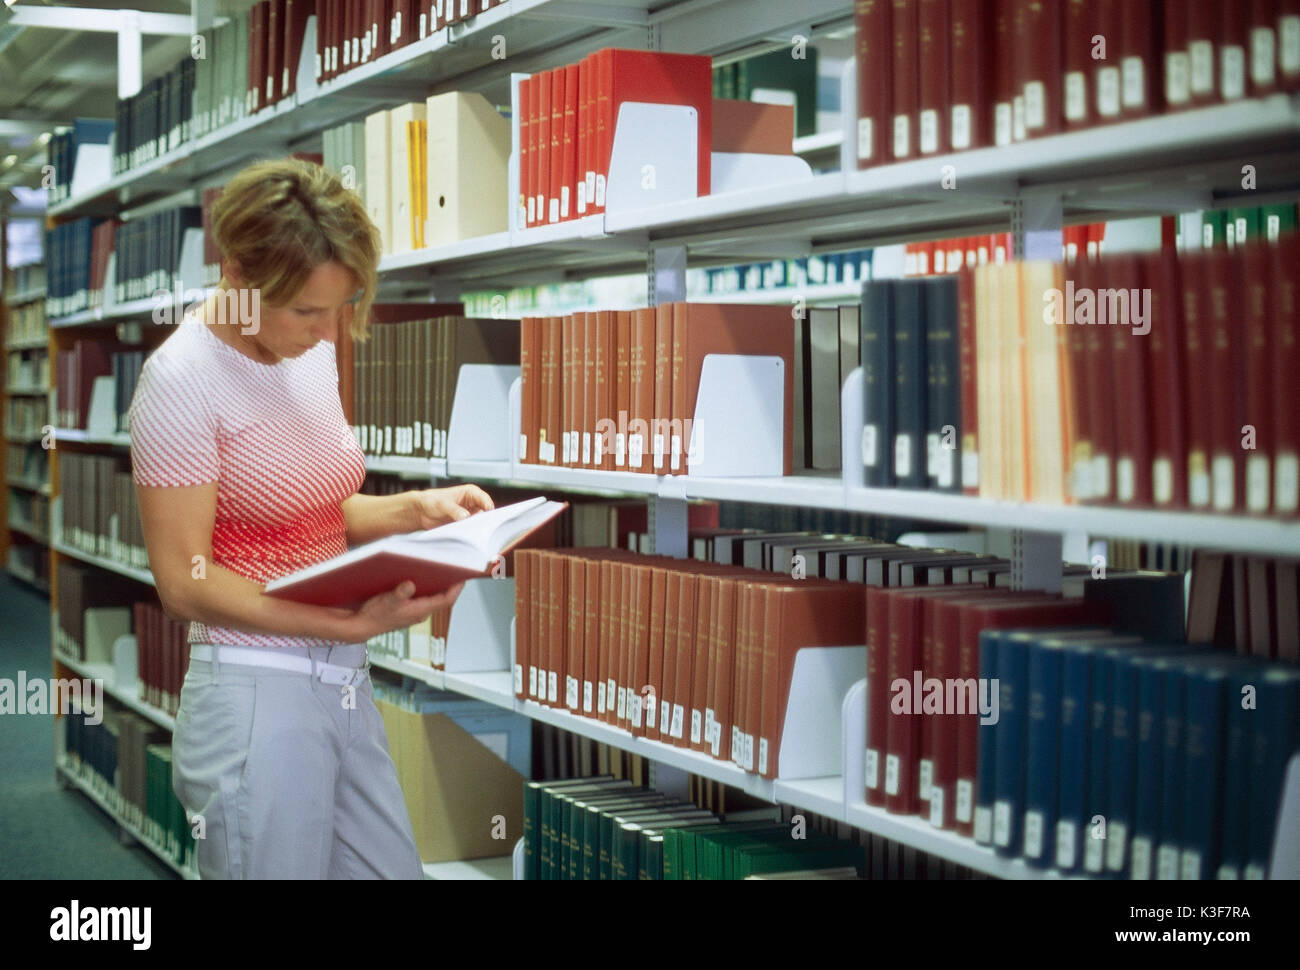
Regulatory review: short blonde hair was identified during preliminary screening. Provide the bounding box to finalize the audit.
[210,157,380,339]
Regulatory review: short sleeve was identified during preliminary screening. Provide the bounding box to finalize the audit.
[129,351,220,487]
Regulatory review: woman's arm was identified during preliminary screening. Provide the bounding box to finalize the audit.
[341,483,495,544]
[137,482,457,642]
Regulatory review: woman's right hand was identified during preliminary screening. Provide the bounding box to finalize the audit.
[346,581,466,642]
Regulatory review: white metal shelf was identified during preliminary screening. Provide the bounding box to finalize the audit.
[5,336,51,351]
[55,759,196,879]
[5,288,47,305]
[52,429,132,447]
[49,296,166,329]
[53,650,175,733]
[52,538,155,587]
[423,856,513,880]
[5,384,49,396]
[6,477,51,495]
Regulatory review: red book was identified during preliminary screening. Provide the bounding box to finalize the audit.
[1282,0,1300,91]
[1187,0,1219,104]
[1241,244,1275,514]
[536,69,552,227]
[1205,250,1245,512]
[519,76,533,228]
[1181,251,1214,509]
[561,63,579,221]
[576,56,590,217]
[949,0,989,150]
[1270,233,1299,515]
[592,48,612,214]
[560,314,574,466]
[1144,249,1189,509]
[1093,0,1122,121]
[918,0,949,155]
[265,0,281,107]
[513,552,529,698]
[891,0,919,159]
[865,587,891,806]
[1063,0,1094,127]
[884,590,925,814]
[1221,1,1251,102]
[1022,0,1062,136]
[583,311,597,467]
[1118,0,1159,116]
[856,0,893,166]
[595,49,712,203]
[992,0,1016,145]
[1080,257,1116,503]
[566,556,584,712]
[1108,255,1153,506]
[1250,0,1279,95]
[548,68,564,224]
[281,0,313,99]
[1163,0,1191,110]
[584,52,597,212]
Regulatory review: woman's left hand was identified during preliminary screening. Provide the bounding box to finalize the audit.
[409,484,494,530]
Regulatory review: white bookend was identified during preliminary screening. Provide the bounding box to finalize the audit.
[113,635,139,697]
[85,376,117,437]
[69,143,111,199]
[841,365,865,488]
[296,15,319,103]
[84,607,131,665]
[444,577,515,673]
[686,353,784,478]
[777,645,865,780]
[842,677,868,809]
[447,363,519,463]
[605,102,699,216]
[1272,753,1300,878]
[710,152,812,195]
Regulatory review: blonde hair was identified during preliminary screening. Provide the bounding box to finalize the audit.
[210,157,380,339]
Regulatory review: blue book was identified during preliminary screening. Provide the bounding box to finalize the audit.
[1023,634,1066,866]
[1054,634,1140,872]
[1129,655,1175,879]
[1155,662,1188,880]
[1218,666,1258,879]
[1245,667,1300,879]
[973,629,999,845]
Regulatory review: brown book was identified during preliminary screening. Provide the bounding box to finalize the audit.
[1271,234,1299,516]
[759,583,868,780]
[582,311,597,468]
[1108,255,1152,506]
[1231,554,1251,654]
[614,310,632,469]
[652,303,674,473]
[628,308,655,472]
[582,559,601,715]
[1246,558,1276,659]
[1204,252,1243,512]
[891,0,920,159]
[687,574,717,751]
[546,552,564,707]
[671,303,796,476]
[1274,560,1299,662]
[566,555,584,712]
[596,559,614,717]
[561,314,575,466]
[705,576,739,760]
[519,316,536,463]
[711,99,794,154]
[595,310,616,470]
[1186,550,1234,648]
[514,551,530,698]
[638,565,669,739]
[669,571,699,746]
[542,316,561,464]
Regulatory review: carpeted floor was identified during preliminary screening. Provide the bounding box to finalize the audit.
[0,574,173,879]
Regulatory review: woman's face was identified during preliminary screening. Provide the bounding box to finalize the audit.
[245,259,358,361]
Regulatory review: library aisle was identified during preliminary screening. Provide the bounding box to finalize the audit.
[0,576,171,879]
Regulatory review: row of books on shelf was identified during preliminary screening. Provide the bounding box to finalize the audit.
[524,778,867,880]
[59,452,148,570]
[710,49,820,139]
[853,0,1300,168]
[6,445,49,487]
[8,491,49,538]
[54,340,126,432]
[693,249,875,295]
[5,397,47,440]
[5,263,46,297]
[7,544,50,584]
[5,300,48,345]
[353,309,512,458]
[61,712,193,873]
[6,349,48,390]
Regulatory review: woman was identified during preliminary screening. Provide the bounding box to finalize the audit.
[130,157,491,879]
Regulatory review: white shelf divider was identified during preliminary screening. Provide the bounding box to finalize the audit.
[444,577,515,673]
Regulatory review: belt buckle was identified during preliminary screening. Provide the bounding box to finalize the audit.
[319,663,366,688]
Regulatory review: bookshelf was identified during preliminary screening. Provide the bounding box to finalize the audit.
[2,280,51,592]
[36,0,1300,880]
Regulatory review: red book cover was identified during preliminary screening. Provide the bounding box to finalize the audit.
[566,556,584,712]
[1221,1,1251,102]
[918,0,950,155]
[1079,257,1116,503]
[1205,249,1245,512]
[1270,233,1299,515]
[1250,0,1279,95]
[1093,0,1122,121]
[645,566,672,740]
[1063,0,1094,127]
[652,303,673,472]
[1144,249,1189,509]
[595,559,613,716]
[264,499,567,607]
[686,574,715,747]
[1187,0,1219,104]
[865,587,890,806]
[514,552,530,698]
[549,68,564,224]
[1108,254,1153,505]
[659,570,682,740]
[519,317,535,462]
[614,310,632,469]
[265,0,281,107]
[629,308,655,472]
[1119,0,1159,116]
[1282,0,1300,92]
[632,564,655,735]
[949,0,989,150]
[583,311,597,467]
[561,63,578,221]
[992,0,1016,145]
[1241,244,1274,514]
[884,590,923,814]
[560,314,574,466]
[523,75,537,227]
[1022,0,1063,136]
[596,310,615,471]
[536,69,552,227]
[599,558,619,722]
[856,0,893,166]
[576,56,590,217]
[546,553,564,708]
[1181,251,1214,509]
[584,52,597,211]
[669,572,698,744]
[891,0,919,159]
[707,577,739,758]
[1163,0,1191,110]
[597,49,712,202]
[281,0,310,99]
[592,48,612,213]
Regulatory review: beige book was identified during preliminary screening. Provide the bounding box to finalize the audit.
[424,91,512,248]
[1021,261,1069,503]
[387,102,427,255]
[364,108,392,251]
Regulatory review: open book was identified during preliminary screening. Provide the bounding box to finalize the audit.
[264,496,567,607]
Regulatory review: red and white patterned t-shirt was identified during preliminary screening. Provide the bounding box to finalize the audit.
[129,314,366,648]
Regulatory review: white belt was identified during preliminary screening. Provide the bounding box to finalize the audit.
[189,644,369,687]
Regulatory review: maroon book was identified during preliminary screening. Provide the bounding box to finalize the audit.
[856,0,893,167]
[917,0,950,154]
[1163,0,1191,110]
[1282,0,1300,92]
[1108,254,1153,506]
[1270,233,1300,515]
[1063,0,1095,128]
[949,0,991,150]
[1080,256,1115,504]
[1205,250,1246,513]
[1187,0,1219,104]
[1180,250,1215,509]
[891,0,920,159]
[1249,0,1280,95]
[992,0,1017,144]
[1221,1,1251,102]
[1144,249,1189,509]
[1093,0,1122,121]
[1119,0,1160,116]
[1241,244,1275,514]
[1022,0,1063,137]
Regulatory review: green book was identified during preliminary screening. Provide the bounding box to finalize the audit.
[580,793,669,879]
[544,780,622,879]
[1261,203,1299,241]
[1201,210,1228,248]
[636,815,719,879]
[694,823,790,880]
[733,843,866,880]
[525,776,613,880]
[564,787,648,879]
[600,805,693,879]
[661,821,725,880]
[614,811,714,880]
[735,48,820,136]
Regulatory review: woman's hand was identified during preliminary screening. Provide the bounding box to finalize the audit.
[344,580,466,642]
[409,484,494,530]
